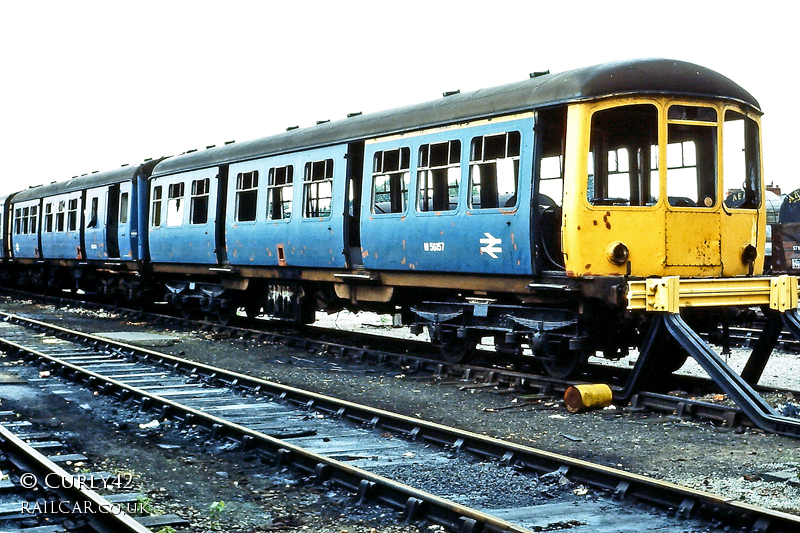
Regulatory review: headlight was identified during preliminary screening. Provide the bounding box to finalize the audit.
[741,243,758,264]
[606,241,629,266]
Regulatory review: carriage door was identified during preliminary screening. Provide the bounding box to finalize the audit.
[663,105,721,273]
[345,141,364,268]
[106,185,120,258]
[117,182,134,259]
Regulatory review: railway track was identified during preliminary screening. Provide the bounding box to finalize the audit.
[0,407,187,532]
[0,312,799,532]
[4,289,799,437]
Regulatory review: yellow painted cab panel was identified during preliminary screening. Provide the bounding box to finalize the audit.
[561,98,763,279]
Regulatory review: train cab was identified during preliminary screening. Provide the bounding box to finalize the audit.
[561,96,763,280]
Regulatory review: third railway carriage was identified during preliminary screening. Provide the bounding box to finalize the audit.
[2,58,793,386]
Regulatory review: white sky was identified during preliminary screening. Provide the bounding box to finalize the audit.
[0,1,796,197]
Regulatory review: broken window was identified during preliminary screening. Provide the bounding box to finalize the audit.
[303,159,333,218]
[56,201,65,232]
[166,182,185,227]
[87,197,99,228]
[372,148,410,214]
[67,199,78,231]
[235,171,259,222]
[151,186,163,227]
[469,131,520,209]
[190,178,210,225]
[667,105,717,208]
[267,165,293,220]
[44,203,53,233]
[418,140,461,212]
[588,105,659,207]
[723,109,761,209]
[119,192,129,224]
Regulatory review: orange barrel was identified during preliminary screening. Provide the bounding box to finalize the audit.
[564,384,613,413]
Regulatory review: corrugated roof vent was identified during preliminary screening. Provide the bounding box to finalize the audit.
[347,112,362,118]
[530,70,550,78]
[443,90,460,97]
[286,125,299,131]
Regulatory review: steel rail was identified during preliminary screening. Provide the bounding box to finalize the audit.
[1,313,799,532]
[4,289,800,434]
[0,316,530,533]
[0,423,152,533]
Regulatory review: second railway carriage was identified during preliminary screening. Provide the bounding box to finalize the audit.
[145,58,766,375]
[5,161,159,298]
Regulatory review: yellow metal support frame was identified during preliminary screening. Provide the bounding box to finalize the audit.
[627,275,799,313]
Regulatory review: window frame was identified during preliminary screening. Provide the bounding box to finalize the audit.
[119,192,130,224]
[235,170,259,223]
[189,178,210,225]
[371,147,410,215]
[468,131,521,211]
[267,165,294,221]
[151,185,163,227]
[665,103,719,209]
[166,182,185,227]
[302,158,334,219]
[67,198,79,232]
[416,139,462,213]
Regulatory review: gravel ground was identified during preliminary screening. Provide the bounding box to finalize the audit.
[2,299,800,531]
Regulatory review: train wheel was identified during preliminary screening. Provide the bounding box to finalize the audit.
[646,335,689,374]
[243,302,262,319]
[541,351,588,379]
[216,309,234,325]
[539,337,588,379]
[436,338,477,364]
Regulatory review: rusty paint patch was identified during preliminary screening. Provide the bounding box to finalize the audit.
[592,220,598,226]
[362,250,369,258]
[577,225,581,230]
[402,240,406,250]
[585,263,591,269]
[401,257,406,265]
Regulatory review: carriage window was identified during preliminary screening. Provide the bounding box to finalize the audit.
[418,140,461,212]
[56,201,65,232]
[151,186,163,227]
[29,205,38,234]
[267,166,293,220]
[87,197,99,228]
[119,193,129,224]
[303,159,333,218]
[14,208,22,235]
[67,199,78,231]
[235,171,259,222]
[667,105,717,208]
[44,203,53,233]
[190,179,209,225]
[166,182,185,226]
[723,110,760,209]
[588,105,659,207]
[469,132,520,209]
[372,148,410,214]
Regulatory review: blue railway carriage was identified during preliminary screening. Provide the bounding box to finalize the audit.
[4,162,157,298]
[144,58,770,375]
